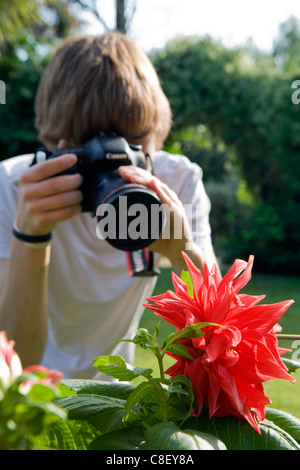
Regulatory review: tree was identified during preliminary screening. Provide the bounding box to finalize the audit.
[116,0,126,33]
[0,36,53,158]
[0,0,79,53]
[152,35,300,273]
[71,0,137,34]
[273,15,300,74]
[0,0,39,42]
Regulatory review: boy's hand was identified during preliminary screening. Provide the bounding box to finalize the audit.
[118,165,194,264]
[16,153,83,236]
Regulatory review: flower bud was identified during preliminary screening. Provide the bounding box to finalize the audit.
[133,328,151,346]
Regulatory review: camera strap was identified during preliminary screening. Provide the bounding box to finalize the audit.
[126,249,160,277]
[125,155,160,277]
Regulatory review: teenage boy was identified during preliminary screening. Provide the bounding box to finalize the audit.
[0,32,218,378]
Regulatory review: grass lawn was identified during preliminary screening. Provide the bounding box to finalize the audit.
[134,266,300,418]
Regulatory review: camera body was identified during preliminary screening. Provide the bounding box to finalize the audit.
[34,133,164,252]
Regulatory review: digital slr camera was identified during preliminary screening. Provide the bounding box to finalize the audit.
[33,133,165,252]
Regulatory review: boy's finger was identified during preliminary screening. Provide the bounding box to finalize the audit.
[21,154,78,183]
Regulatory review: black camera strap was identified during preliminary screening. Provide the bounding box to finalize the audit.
[126,249,160,277]
[126,154,160,277]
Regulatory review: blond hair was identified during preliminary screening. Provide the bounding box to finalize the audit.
[34,32,172,150]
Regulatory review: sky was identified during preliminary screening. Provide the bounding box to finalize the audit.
[85,0,300,52]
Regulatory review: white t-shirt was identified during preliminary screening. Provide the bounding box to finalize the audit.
[0,150,213,379]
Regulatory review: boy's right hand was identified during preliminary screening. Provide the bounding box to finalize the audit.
[16,153,83,236]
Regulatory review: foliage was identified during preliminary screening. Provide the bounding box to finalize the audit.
[152,26,300,273]
[0,0,79,48]
[273,16,300,74]
[0,370,66,450]
[36,329,300,451]
[1,339,299,450]
[0,34,53,159]
[0,0,39,43]
[1,260,300,450]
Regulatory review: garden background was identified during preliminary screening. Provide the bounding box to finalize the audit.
[0,1,299,417]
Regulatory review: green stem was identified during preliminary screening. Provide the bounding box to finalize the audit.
[150,335,166,383]
[138,331,169,422]
[276,334,300,340]
[154,347,166,382]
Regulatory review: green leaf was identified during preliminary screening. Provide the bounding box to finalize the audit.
[145,422,226,450]
[181,270,194,297]
[124,381,154,421]
[171,375,194,424]
[153,321,161,343]
[123,380,188,424]
[93,355,153,382]
[37,419,97,450]
[160,382,189,396]
[61,379,135,400]
[259,421,300,450]
[163,392,192,424]
[172,375,194,397]
[58,383,77,398]
[165,342,195,360]
[55,394,126,432]
[27,383,58,402]
[162,322,218,353]
[90,426,145,450]
[265,407,300,443]
[282,357,300,373]
[183,407,300,450]
[13,400,65,437]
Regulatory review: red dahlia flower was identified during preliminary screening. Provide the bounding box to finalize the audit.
[145,253,295,433]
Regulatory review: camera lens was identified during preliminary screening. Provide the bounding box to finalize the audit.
[96,176,165,251]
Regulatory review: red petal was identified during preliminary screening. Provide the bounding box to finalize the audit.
[212,282,232,323]
[171,271,189,296]
[232,255,254,293]
[236,380,271,409]
[189,357,209,416]
[181,252,204,304]
[242,406,261,433]
[217,258,248,298]
[227,300,294,335]
[207,369,221,416]
[238,293,266,308]
[214,364,245,416]
[232,334,295,383]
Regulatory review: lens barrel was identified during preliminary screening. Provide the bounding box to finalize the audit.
[96,178,165,251]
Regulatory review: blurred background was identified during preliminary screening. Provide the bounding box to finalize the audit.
[0,0,299,417]
[1,0,300,274]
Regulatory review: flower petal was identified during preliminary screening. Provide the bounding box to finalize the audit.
[227,300,295,335]
[213,364,245,416]
[189,358,209,417]
[145,255,295,434]
[24,365,63,387]
[232,333,295,383]
[0,358,11,387]
[232,255,254,293]
[181,252,204,301]
[217,258,248,298]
